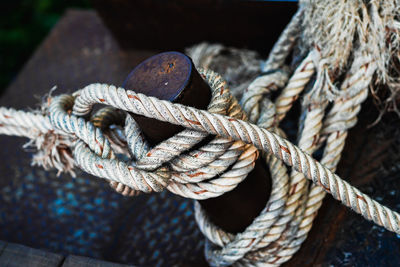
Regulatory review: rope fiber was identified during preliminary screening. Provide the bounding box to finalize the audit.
[1,0,400,266]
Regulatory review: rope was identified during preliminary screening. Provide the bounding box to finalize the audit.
[65,80,400,235]
[1,1,400,266]
[0,68,399,265]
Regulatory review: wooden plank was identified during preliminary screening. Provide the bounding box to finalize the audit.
[62,255,134,267]
[0,240,7,256]
[0,242,64,267]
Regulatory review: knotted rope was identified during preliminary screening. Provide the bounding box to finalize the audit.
[1,70,399,264]
[1,0,400,266]
[1,69,259,200]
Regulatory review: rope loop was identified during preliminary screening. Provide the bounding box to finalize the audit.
[47,68,259,199]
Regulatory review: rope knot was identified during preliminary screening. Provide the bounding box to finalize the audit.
[47,69,259,199]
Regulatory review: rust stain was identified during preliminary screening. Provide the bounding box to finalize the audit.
[280,145,290,155]
[146,152,152,157]
[99,98,105,102]
[228,118,237,122]
[290,183,298,195]
[271,256,281,264]
[4,115,12,119]
[194,151,203,158]
[319,181,331,192]
[220,86,224,95]
[312,135,319,146]
[96,164,104,169]
[162,61,175,74]
[132,95,141,102]
[356,194,366,202]
[246,238,256,248]
[95,139,104,151]
[301,61,311,72]
[128,166,134,171]
[127,94,134,98]
[185,118,201,125]
[187,172,205,178]
[0,123,3,127]
[195,190,208,195]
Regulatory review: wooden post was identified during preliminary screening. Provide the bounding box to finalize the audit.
[123,51,271,233]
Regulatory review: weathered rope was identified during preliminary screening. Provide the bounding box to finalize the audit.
[0,69,259,200]
[63,81,400,236]
[0,68,399,265]
[1,1,400,266]
[187,0,400,265]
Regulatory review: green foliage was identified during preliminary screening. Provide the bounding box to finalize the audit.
[0,0,91,93]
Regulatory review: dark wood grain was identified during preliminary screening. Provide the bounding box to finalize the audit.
[0,241,133,267]
[62,255,134,267]
[0,242,64,267]
[0,240,7,256]
[284,100,400,266]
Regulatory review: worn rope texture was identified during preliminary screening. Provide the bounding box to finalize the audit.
[186,42,262,99]
[194,51,321,265]
[0,67,398,265]
[188,0,400,265]
[62,80,400,237]
[1,1,400,266]
[0,69,259,200]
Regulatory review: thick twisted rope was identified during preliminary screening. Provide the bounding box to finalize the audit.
[0,67,399,265]
[62,69,259,199]
[195,43,379,267]
[1,1,400,266]
[1,69,262,200]
[188,0,400,265]
[65,81,400,237]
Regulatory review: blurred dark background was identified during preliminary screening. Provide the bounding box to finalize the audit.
[0,0,91,95]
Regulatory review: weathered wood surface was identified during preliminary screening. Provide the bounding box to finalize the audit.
[0,242,64,267]
[0,241,133,267]
[0,240,7,255]
[63,255,133,267]
[0,10,204,267]
[0,8,399,266]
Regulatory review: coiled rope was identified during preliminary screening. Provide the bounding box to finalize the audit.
[1,0,400,266]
